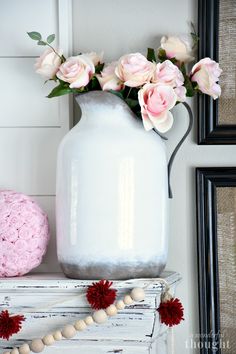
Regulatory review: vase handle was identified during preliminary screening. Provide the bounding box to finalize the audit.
[167,101,194,199]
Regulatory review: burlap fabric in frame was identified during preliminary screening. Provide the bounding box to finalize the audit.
[219,0,236,125]
[217,187,236,353]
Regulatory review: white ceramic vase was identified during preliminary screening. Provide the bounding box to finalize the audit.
[56,91,169,279]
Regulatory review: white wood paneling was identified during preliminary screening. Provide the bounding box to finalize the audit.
[0,58,61,127]
[0,0,72,281]
[0,0,58,57]
[0,128,65,195]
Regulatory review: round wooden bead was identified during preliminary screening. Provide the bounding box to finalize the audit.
[124,295,133,305]
[30,339,45,353]
[43,334,55,346]
[74,319,87,331]
[106,304,117,316]
[84,316,94,325]
[116,300,125,310]
[93,309,108,324]
[130,287,145,302]
[53,331,62,341]
[19,343,30,354]
[61,324,76,339]
[11,349,19,354]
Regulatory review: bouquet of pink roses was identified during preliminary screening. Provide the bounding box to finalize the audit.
[28,31,222,133]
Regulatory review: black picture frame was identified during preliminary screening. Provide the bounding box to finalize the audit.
[198,0,236,144]
[196,167,236,353]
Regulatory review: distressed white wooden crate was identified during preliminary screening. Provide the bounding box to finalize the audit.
[0,272,181,354]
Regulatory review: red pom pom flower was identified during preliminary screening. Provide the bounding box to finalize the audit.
[0,310,25,340]
[157,298,184,327]
[86,280,117,310]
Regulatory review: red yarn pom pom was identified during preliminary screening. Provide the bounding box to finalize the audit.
[157,298,184,327]
[86,280,117,310]
[0,310,25,340]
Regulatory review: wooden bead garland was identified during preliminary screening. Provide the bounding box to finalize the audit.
[105,304,117,316]
[42,334,55,346]
[30,339,45,353]
[84,315,94,325]
[5,287,145,354]
[53,331,62,341]
[11,348,19,354]
[61,324,76,339]
[123,295,133,305]
[116,300,125,310]
[74,320,87,331]
[93,309,108,324]
[130,287,145,302]
[19,344,30,354]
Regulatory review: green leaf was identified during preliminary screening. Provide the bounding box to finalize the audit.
[27,31,42,41]
[109,89,125,100]
[184,75,195,97]
[95,63,105,74]
[180,63,187,76]
[190,22,199,49]
[71,87,87,94]
[191,32,199,50]
[47,34,55,44]
[125,98,139,109]
[169,57,178,64]
[86,76,100,91]
[91,76,100,90]
[47,83,72,98]
[147,48,156,62]
[157,48,167,62]
[37,40,46,46]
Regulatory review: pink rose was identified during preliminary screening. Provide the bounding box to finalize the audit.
[56,55,95,89]
[160,36,194,63]
[97,62,123,91]
[138,84,177,132]
[35,48,62,79]
[152,60,186,102]
[84,52,104,66]
[191,58,222,99]
[174,86,187,102]
[115,53,155,87]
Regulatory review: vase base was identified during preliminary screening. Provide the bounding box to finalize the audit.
[60,261,166,280]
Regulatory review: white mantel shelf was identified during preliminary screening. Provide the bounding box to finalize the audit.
[0,271,181,354]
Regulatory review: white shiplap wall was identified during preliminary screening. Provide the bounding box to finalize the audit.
[0,0,72,272]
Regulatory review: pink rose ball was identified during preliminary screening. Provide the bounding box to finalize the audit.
[0,190,50,277]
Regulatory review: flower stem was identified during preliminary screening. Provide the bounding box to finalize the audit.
[126,87,132,99]
[44,42,63,60]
